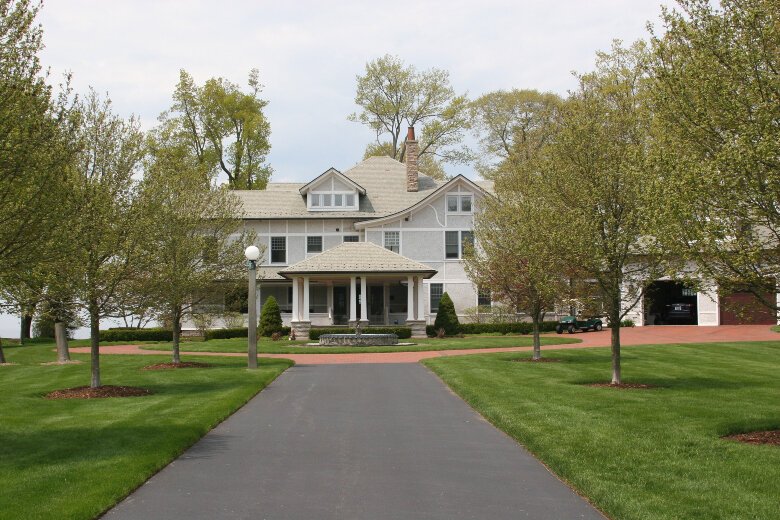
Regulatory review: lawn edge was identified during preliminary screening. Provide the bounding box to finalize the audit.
[93,356,294,519]
[420,358,612,520]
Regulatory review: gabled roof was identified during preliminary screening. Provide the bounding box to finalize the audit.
[297,167,366,195]
[279,242,437,278]
[353,174,492,229]
[233,156,442,219]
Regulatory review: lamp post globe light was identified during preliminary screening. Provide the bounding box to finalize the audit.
[245,245,260,369]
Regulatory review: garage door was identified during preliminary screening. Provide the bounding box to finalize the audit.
[719,291,777,325]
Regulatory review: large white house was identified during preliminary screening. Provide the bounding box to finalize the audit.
[233,128,492,339]
[214,127,776,339]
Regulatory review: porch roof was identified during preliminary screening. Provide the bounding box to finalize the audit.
[278,242,437,279]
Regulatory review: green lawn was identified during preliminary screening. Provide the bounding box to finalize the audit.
[424,342,780,520]
[0,341,292,520]
[137,334,581,354]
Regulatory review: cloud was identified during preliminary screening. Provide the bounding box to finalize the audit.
[36,0,673,182]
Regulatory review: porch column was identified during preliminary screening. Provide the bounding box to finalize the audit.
[407,275,415,321]
[349,276,357,322]
[327,282,334,323]
[291,277,300,321]
[303,276,310,322]
[417,276,426,321]
[360,276,368,322]
[383,282,390,325]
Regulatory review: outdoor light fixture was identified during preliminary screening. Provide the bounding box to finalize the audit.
[245,245,261,262]
[245,245,260,369]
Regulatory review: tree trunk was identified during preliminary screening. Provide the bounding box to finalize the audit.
[531,312,541,360]
[55,321,70,362]
[20,310,33,344]
[0,337,6,364]
[610,307,621,385]
[172,306,181,365]
[89,302,100,388]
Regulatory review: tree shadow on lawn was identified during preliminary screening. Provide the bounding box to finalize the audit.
[570,376,759,391]
[0,424,224,471]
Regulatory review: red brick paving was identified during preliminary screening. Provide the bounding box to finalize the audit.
[69,325,779,365]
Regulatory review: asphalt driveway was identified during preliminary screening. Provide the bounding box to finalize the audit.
[104,364,603,520]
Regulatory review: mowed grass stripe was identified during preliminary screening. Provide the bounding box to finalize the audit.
[0,342,292,520]
[424,342,780,520]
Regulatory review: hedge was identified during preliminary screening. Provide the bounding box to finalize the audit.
[308,326,412,341]
[204,327,291,341]
[100,328,173,342]
[426,321,560,337]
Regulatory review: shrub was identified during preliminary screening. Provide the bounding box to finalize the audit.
[620,319,636,328]
[204,326,291,341]
[204,327,247,341]
[259,296,283,336]
[426,321,560,337]
[221,311,244,329]
[100,328,173,342]
[433,292,460,336]
[308,326,411,341]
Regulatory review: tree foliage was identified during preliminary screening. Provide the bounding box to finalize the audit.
[140,128,254,363]
[532,42,667,383]
[350,55,470,180]
[0,0,77,362]
[259,295,283,336]
[67,90,146,387]
[161,69,272,190]
[466,89,570,358]
[649,0,780,306]
[470,89,562,178]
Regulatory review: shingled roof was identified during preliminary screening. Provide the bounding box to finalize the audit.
[234,156,442,219]
[278,242,437,278]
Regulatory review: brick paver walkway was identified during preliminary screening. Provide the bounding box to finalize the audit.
[71,325,778,365]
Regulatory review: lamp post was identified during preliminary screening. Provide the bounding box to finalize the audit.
[245,245,260,369]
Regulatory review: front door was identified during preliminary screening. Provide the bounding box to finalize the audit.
[333,286,348,325]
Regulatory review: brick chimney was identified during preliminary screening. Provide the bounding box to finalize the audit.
[405,126,419,192]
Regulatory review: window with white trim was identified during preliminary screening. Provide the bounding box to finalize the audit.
[447,195,458,212]
[445,230,473,259]
[343,235,359,243]
[307,236,323,253]
[270,236,286,263]
[478,288,491,306]
[446,194,473,213]
[445,231,459,259]
[384,231,400,253]
[430,283,444,312]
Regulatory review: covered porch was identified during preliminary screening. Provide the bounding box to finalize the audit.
[275,242,437,339]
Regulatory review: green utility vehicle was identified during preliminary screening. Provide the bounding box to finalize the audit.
[555,315,604,334]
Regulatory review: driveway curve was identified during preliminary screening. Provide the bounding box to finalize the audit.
[73,325,779,365]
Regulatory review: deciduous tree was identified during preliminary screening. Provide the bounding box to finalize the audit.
[535,42,667,383]
[649,0,780,308]
[67,90,146,387]
[160,69,272,190]
[350,55,470,179]
[140,130,255,364]
[0,0,75,362]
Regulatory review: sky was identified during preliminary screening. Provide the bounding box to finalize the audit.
[2,0,675,338]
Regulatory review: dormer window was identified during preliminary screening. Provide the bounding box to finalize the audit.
[301,167,365,212]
